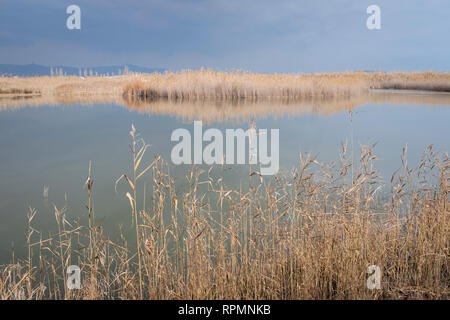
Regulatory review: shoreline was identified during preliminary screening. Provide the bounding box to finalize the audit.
[0,71,449,101]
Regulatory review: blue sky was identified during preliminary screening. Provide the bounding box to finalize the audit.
[0,0,449,73]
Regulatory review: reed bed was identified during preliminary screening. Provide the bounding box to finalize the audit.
[371,72,450,92]
[0,74,132,97]
[122,70,370,100]
[0,126,448,300]
[1,71,449,106]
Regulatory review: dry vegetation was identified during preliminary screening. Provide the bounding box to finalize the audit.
[0,126,448,300]
[122,70,370,100]
[1,70,449,104]
[371,72,450,92]
[121,70,450,100]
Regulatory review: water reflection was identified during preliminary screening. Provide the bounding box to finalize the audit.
[2,91,450,122]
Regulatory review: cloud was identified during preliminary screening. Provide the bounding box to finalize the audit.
[0,0,448,72]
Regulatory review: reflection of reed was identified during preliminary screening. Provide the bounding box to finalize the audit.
[368,90,450,105]
[122,96,366,123]
[120,91,450,122]
[0,94,125,111]
[1,91,449,123]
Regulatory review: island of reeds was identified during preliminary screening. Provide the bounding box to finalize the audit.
[1,70,450,103]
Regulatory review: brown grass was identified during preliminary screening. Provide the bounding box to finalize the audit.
[2,90,449,124]
[1,70,449,105]
[0,127,448,300]
[370,72,450,92]
[121,71,450,101]
[122,70,370,100]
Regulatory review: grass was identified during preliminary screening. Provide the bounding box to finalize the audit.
[1,70,450,104]
[122,70,370,100]
[371,72,450,92]
[0,126,448,300]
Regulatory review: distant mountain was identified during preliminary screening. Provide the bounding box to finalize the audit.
[0,64,166,77]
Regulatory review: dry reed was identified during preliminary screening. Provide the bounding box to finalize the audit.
[1,70,449,106]
[0,126,448,300]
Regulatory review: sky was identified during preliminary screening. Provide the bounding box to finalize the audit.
[0,0,449,73]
